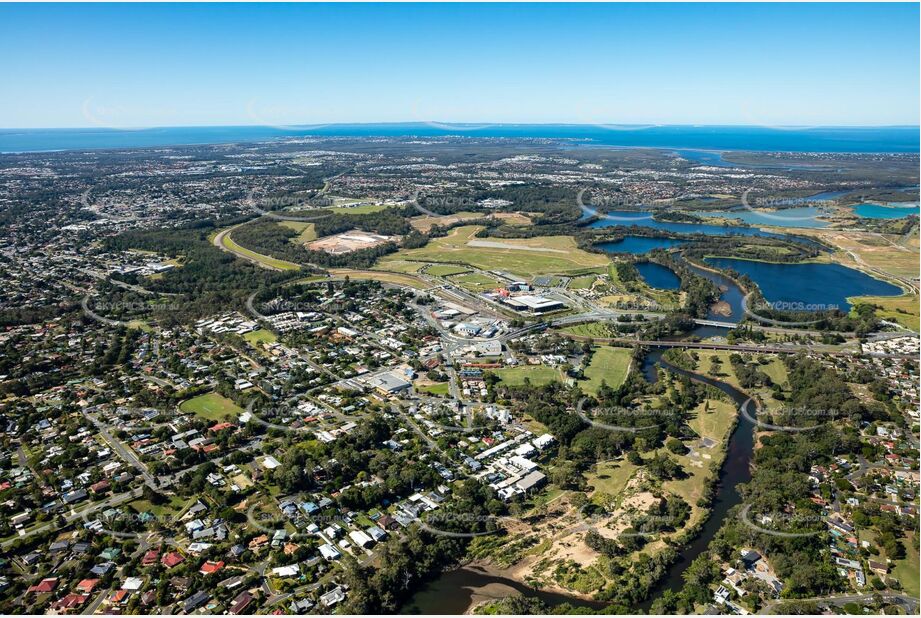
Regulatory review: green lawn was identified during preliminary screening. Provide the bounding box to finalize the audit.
[586,460,637,500]
[179,392,244,421]
[426,264,471,277]
[686,399,737,444]
[372,260,428,274]
[130,495,189,519]
[581,346,632,394]
[327,203,389,215]
[891,533,920,598]
[850,293,920,331]
[417,382,450,396]
[447,272,503,292]
[244,329,277,346]
[568,275,599,290]
[279,220,317,243]
[492,364,564,387]
[559,321,617,339]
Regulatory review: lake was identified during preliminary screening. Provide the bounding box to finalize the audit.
[704,258,903,312]
[636,262,681,290]
[581,206,824,249]
[685,262,745,324]
[595,236,688,254]
[851,203,919,219]
[693,205,831,228]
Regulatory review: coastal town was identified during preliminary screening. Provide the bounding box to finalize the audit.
[0,132,918,617]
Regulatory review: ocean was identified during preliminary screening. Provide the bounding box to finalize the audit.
[0,123,918,154]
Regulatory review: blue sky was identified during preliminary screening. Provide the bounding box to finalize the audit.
[1,2,918,128]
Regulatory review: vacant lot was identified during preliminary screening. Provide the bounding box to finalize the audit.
[410,211,482,232]
[179,392,244,421]
[558,322,617,339]
[803,228,919,280]
[492,364,564,387]
[850,293,920,330]
[892,532,920,598]
[392,225,610,278]
[586,460,637,498]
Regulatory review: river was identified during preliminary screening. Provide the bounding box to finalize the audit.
[636,346,755,610]
[405,331,756,614]
[402,564,608,614]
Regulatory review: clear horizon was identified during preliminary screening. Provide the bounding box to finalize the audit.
[1,3,919,129]
[3,121,920,131]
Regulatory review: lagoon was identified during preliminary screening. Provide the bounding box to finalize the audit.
[636,262,681,290]
[851,203,919,219]
[704,258,902,312]
[694,206,831,228]
[595,236,687,254]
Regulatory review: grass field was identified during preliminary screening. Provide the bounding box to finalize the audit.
[850,293,920,331]
[390,225,611,278]
[327,203,389,215]
[243,329,277,347]
[425,264,471,277]
[581,346,632,394]
[130,495,190,519]
[179,392,244,421]
[798,228,920,280]
[370,259,428,274]
[330,268,432,290]
[447,272,503,292]
[279,220,317,243]
[416,382,450,396]
[568,275,599,290]
[410,211,482,232]
[586,460,637,500]
[492,364,564,387]
[686,399,737,445]
[558,322,617,339]
[663,398,737,527]
[891,533,920,598]
[697,351,742,389]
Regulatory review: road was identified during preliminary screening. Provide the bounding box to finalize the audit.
[2,487,143,550]
[82,409,159,490]
[758,592,919,614]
